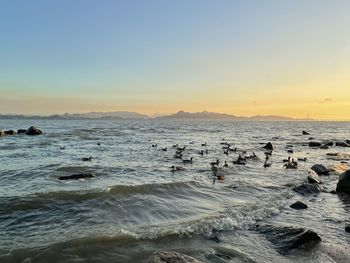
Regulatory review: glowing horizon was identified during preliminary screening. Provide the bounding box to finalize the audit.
[1,1,350,120]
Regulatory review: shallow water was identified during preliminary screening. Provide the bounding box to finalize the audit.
[0,119,349,262]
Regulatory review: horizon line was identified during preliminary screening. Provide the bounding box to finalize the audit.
[1,110,349,121]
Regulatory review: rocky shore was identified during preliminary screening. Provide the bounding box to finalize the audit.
[0,126,43,136]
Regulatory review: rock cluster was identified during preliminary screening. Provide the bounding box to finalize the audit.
[0,126,43,137]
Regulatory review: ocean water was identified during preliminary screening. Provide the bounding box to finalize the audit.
[0,119,350,263]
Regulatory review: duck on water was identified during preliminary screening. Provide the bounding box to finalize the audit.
[171,165,185,172]
[59,173,95,180]
[183,157,193,164]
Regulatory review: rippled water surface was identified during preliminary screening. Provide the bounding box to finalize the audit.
[0,119,350,262]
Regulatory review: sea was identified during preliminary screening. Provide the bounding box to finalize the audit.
[0,119,349,263]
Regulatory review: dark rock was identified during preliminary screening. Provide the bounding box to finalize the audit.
[335,141,350,147]
[325,141,334,146]
[290,201,308,210]
[298,157,308,162]
[208,235,220,243]
[319,145,329,149]
[59,173,95,180]
[336,170,350,195]
[309,141,321,147]
[311,164,329,175]
[263,142,273,150]
[302,131,310,135]
[4,130,16,135]
[345,225,350,233]
[308,137,315,140]
[346,140,350,145]
[26,126,43,136]
[257,224,321,254]
[293,183,323,195]
[326,153,339,156]
[17,129,27,134]
[149,251,203,263]
[287,149,293,153]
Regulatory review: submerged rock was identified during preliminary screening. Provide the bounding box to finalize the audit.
[309,141,321,147]
[325,141,334,146]
[4,130,16,135]
[327,152,339,156]
[302,131,310,135]
[336,141,350,147]
[26,126,43,135]
[311,164,329,175]
[293,183,323,195]
[263,142,273,150]
[59,173,95,180]
[207,235,220,243]
[149,251,203,263]
[345,225,350,233]
[257,224,321,254]
[319,145,329,149]
[290,201,308,210]
[336,170,350,195]
[17,129,27,134]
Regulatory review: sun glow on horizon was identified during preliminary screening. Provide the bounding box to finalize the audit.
[0,1,350,120]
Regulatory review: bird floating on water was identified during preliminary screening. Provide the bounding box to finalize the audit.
[183,157,193,164]
[171,165,185,172]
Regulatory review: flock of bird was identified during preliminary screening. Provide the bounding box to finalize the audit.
[150,139,305,182]
[62,137,306,182]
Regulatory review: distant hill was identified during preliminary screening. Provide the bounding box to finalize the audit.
[0,111,149,120]
[86,111,149,119]
[249,115,295,121]
[159,110,239,119]
[159,111,296,121]
[0,111,306,121]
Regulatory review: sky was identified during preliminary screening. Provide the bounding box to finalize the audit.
[0,0,350,120]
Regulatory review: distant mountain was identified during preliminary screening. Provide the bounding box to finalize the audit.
[248,115,295,121]
[159,110,238,119]
[0,111,305,121]
[86,111,149,119]
[0,111,149,120]
[159,111,296,121]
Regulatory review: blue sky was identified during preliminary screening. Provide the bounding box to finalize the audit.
[1,1,350,119]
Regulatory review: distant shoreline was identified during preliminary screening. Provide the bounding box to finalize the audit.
[1,116,349,122]
[1,110,349,121]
